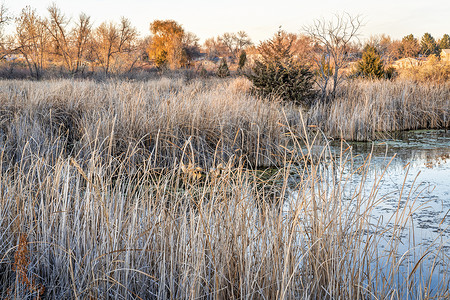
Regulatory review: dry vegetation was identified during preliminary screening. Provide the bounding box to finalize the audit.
[397,56,450,83]
[0,77,449,299]
[0,77,293,170]
[309,80,450,140]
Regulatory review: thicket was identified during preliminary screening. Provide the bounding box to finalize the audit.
[246,30,316,106]
[355,45,385,79]
[398,55,450,82]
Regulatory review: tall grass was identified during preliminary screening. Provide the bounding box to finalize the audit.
[309,80,450,141]
[0,78,448,298]
[0,77,294,170]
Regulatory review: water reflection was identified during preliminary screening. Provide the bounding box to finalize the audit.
[339,130,450,289]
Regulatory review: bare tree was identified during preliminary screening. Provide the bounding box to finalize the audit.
[0,3,11,59]
[90,17,137,74]
[15,6,50,79]
[0,3,8,24]
[71,13,92,73]
[218,31,252,60]
[90,21,117,73]
[19,4,92,75]
[181,31,200,67]
[46,4,73,72]
[290,34,315,64]
[115,17,139,73]
[387,39,403,61]
[304,13,362,101]
[203,37,227,59]
[400,34,420,58]
[365,34,403,63]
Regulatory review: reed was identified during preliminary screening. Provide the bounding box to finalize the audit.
[0,77,292,170]
[0,77,448,299]
[308,79,450,141]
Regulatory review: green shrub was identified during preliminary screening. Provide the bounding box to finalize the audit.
[216,58,230,78]
[355,45,385,79]
[246,29,316,106]
[248,60,315,106]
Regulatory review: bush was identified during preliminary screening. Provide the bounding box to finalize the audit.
[398,54,450,82]
[355,45,385,79]
[248,60,315,106]
[383,66,397,80]
[216,58,230,78]
[246,30,316,106]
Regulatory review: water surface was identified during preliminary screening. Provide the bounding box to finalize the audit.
[338,130,450,289]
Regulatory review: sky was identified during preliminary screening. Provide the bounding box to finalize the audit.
[3,0,450,44]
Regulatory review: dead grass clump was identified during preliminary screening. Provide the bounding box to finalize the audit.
[309,79,450,140]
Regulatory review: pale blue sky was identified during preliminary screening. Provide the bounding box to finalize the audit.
[4,0,450,43]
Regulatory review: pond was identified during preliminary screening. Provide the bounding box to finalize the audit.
[338,129,450,290]
[286,129,449,294]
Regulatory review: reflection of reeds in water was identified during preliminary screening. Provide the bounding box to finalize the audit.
[0,102,448,298]
[346,141,450,171]
[424,153,449,169]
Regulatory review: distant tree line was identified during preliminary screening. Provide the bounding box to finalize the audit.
[0,5,449,104]
[365,32,450,61]
[0,4,253,78]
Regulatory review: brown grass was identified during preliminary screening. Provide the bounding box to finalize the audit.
[0,77,291,170]
[0,77,448,299]
[308,79,450,141]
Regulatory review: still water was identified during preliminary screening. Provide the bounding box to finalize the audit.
[346,130,449,247]
[287,130,449,293]
[338,129,449,290]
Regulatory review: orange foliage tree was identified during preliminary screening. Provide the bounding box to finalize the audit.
[147,20,199,69]
[148,20,184,69]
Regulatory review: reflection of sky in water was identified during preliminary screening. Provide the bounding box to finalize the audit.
[346,130,450,235]
[337,130,450,289]
[288,130,450,292]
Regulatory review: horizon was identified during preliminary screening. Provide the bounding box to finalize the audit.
[3,0,450,44]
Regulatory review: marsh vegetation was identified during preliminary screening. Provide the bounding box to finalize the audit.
[0,78,449,299]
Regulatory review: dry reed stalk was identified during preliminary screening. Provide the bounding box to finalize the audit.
[0,78,448,299]
[308,79,450,141]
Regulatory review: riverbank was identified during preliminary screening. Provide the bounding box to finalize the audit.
[1,78,448,170]
[1,78,449,298]
[309,80,450,141]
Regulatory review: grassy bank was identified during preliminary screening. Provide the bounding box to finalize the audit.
[309,80,450,141]
[1,126,448,299]
[1,78,448,165]
[0,78,449,298]
[0,78,300,170]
